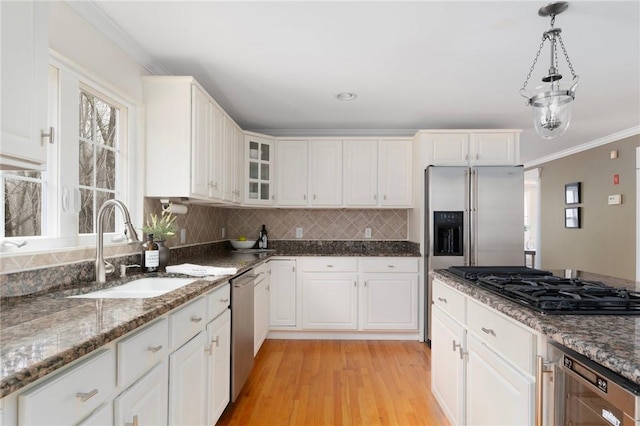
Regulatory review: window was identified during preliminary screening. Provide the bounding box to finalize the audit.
[1,56,139,252]
[1,171,44,237]
[78,89,120,235]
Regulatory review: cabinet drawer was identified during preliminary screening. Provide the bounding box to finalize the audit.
[117,318,169,387]
[169,296,207,350]
[18,348,116,426]
[467,299,536,375]
[207,283,230,321]
[360,257,418,273]
[302,257,358,272]
[432,279,466,324]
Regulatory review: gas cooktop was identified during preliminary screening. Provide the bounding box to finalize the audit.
[447,266,640,315]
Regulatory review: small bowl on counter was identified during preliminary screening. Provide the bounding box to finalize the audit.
[229,239,257,250]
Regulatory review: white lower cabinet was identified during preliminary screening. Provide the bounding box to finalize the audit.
[431,306,465,425]
[114,362,168,426]
[269,259,297,328]
[431,278,539,426]
[78,402,113,426]
[466,334,534,426]
[18,348,116,425]
[206,309,231,426]
[168,331,208,425]
[302,273,358,330]
[254,262,271,355]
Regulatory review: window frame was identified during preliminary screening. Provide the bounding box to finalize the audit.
[0,53,143,254]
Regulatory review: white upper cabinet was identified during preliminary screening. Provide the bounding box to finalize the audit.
[276,140,308,206]
[378,139,413,207]
[309,140,343,206]
[223,119,243,203]
[423,130,520,166]
[344,139,378,206]
[1,1,49,170]
[143,76,231,202]
[244,132,275,205]
[343,139,412,208]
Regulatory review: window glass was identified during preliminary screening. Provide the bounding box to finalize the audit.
[78,89,119,234]
[2,171,43,237]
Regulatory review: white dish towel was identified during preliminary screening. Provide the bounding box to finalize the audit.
[165,263,238,277]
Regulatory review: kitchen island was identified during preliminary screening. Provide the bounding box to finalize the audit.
[433,269,640,386]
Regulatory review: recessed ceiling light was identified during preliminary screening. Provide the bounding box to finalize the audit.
[336,92,357,101]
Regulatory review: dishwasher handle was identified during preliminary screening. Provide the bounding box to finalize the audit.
[232,272,256,288]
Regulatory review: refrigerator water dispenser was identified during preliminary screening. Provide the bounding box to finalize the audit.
[433,211,463,256]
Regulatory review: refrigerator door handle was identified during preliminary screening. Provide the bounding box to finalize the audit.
[469,168,478,266]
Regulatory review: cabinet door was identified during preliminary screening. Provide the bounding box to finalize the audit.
[302,273,358,330]
[209,104,225,199]
[379,139,413,207]
[78,402,113,426]
[168,332,208,426]
[269,259,297,327]
[0,1,48,169]
[466,334,534,426]
[234,125,245,202]
[276,140,308,206]
[427,133,470,166]
[470,132,518,165]
[431,307,465,426]
[245,134,275,205]
[114,362,168,426]
[360,273,418,330]
[190,85,211,197]
[223,117,237,202]
[254,273,270,355]
[344,139,378,206]
[206,310,231,426]
[309,140,343,206]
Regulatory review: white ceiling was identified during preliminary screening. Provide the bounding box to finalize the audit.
[84,1,640,164]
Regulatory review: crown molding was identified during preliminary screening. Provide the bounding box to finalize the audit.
[524,126,640,168]
[66,1,169,76]
[247,128,418,138]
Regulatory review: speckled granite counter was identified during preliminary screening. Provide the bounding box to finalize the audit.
[0,241,419,398]
[0,251,272,398]
[433,269,640,386]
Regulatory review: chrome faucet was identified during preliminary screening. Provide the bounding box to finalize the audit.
[95,199,140,283]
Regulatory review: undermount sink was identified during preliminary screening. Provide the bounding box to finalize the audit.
[68,277,197,299]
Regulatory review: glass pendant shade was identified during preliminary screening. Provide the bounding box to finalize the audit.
[529,90,575,139]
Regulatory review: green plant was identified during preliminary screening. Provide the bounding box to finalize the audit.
[142,208,178,241]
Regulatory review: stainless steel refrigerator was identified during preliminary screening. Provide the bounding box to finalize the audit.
[425,165,524,342]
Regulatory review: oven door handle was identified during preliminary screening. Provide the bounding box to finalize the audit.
[536,355,555,426]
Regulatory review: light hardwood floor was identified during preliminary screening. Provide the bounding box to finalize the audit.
[217,339,450,426]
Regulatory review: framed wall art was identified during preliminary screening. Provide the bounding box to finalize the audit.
[565,182,581,205]
[565,207,581,229]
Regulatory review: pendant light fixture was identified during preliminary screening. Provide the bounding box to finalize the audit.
[520,1,579,139]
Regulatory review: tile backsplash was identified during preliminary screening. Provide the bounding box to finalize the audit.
[1,200,407,274]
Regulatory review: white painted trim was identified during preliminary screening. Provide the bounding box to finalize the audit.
[267,330,422,341]
[525,126,640,168]
[65,1,169,76]
[249,128,418,138]
[636,147,639,281]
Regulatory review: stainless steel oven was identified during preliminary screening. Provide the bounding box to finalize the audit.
[547,342,640,426]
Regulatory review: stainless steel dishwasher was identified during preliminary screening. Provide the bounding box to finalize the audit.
[230,269,255,402]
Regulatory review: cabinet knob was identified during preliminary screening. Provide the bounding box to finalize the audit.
[148,345,163,353]
[76,388,98,402]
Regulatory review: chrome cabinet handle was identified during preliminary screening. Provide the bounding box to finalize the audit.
[220,298,229,303]
[190,316,203,323]
[437,297,447,303]
[76,388,98,402]
[41,126,54,144]
[125,415,139,426]
[452,340,461,352]
[481,327,496,336]
[148,345,163,353]
[326,264,334,268]
[387,265,395,268]
[205,336,220,354]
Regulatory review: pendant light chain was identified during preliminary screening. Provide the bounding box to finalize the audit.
[557,34,578,80]
[520,36,547,93]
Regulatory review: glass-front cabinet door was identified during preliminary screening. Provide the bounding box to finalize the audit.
[244,133,275,205]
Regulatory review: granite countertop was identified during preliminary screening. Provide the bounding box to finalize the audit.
[0,243,420,398]
[0,251,272,398]
[433,269,640,386]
